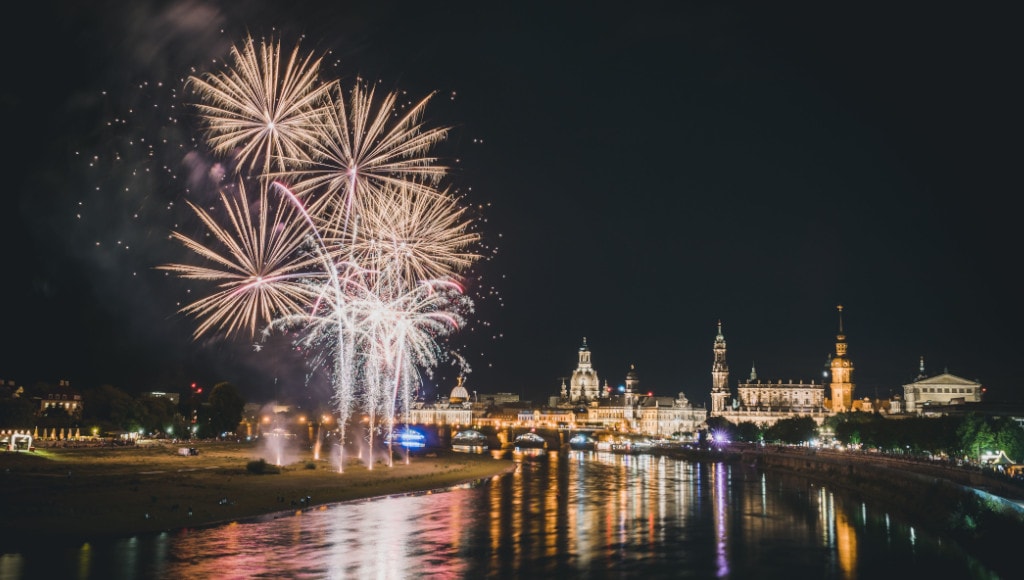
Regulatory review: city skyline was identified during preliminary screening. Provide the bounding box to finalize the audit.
[2,1,1020,406]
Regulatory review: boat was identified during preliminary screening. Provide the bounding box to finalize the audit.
[513,432,547,450]
[569,434,596,451]
[452,429,489,453]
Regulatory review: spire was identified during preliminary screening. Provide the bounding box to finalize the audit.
[834,305,848,357]
[717,319,723,339]
[750,362,757,381]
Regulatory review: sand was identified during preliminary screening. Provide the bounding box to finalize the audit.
[0,440,515,546]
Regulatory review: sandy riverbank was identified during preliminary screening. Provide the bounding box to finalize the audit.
[0,440,515,547]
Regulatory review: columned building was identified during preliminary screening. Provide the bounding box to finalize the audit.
[902,358,983,414]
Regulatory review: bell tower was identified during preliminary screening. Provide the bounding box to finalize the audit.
[829,305,855,412]
[710,320,730,414]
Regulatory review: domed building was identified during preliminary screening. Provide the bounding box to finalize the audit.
[406,376,473,427]
[551,340,706,438]
[448,376,471,405]
[564,337,603,403]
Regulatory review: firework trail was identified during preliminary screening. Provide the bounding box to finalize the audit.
[351,276,470,466]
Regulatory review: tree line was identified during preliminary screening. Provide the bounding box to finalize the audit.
[705,411,1024,463]
[0,381,246,440]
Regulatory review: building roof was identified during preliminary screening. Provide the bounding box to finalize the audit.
[905,372,981,387]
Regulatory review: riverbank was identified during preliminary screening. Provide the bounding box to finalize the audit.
[0,441,515,547]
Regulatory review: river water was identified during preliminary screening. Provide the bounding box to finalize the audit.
[0,450,998,579]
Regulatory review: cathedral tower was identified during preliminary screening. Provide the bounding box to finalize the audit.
[570,337,601,402]
[710,321,730,414]
[829,305,855,412]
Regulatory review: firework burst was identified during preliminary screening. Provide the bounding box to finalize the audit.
[286,82,449,235]
[188,35,333,175]
[344,182,481,290]
[163,35,484,471]
[159,180,321,339]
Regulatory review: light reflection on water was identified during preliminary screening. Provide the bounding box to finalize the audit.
[0,452,998,579]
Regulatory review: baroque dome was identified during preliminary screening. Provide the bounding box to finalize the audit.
[449,377,470,404]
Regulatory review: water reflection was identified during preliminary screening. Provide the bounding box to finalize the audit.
[1,453,998,579]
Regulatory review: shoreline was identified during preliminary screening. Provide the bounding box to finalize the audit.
[0,441,516,549]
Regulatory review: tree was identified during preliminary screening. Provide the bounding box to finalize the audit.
[957,413,996,462]
[204,382,246,438]
[0,397,36,429]
[136,396,180,436]
[991,416,1024,463]
[765,416,818,445]
[826,412,876,447]
[82,384,140,433]
[703,416,736,444]
[735,421,764,443]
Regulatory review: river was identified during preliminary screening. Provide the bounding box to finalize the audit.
[0,450,998,579]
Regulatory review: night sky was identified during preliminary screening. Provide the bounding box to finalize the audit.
[2,1,1020,407]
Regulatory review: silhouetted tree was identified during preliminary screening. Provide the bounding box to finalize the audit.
[82,384,140,433]
[0,397,36,429]
[765,416,818,444]
[136,396,180,436]
[703,416,736,444]
[204,382,246,438]
[735,421,764,443]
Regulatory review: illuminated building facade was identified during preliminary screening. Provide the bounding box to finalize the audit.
[902,357,983,414]
[828,305,855,412]
[407,376,473,426]
[709,308,853,427]
[564,338,605,403]
[557,342,706,437]
[710,321,730,414]
[37,379,83,419]
[635,392,707,438]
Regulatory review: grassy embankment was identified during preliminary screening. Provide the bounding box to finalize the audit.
[0,440,514,545]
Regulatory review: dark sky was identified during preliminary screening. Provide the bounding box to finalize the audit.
[2,1,1020,407]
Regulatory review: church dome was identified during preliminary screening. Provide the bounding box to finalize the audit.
[449,377,470,404]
